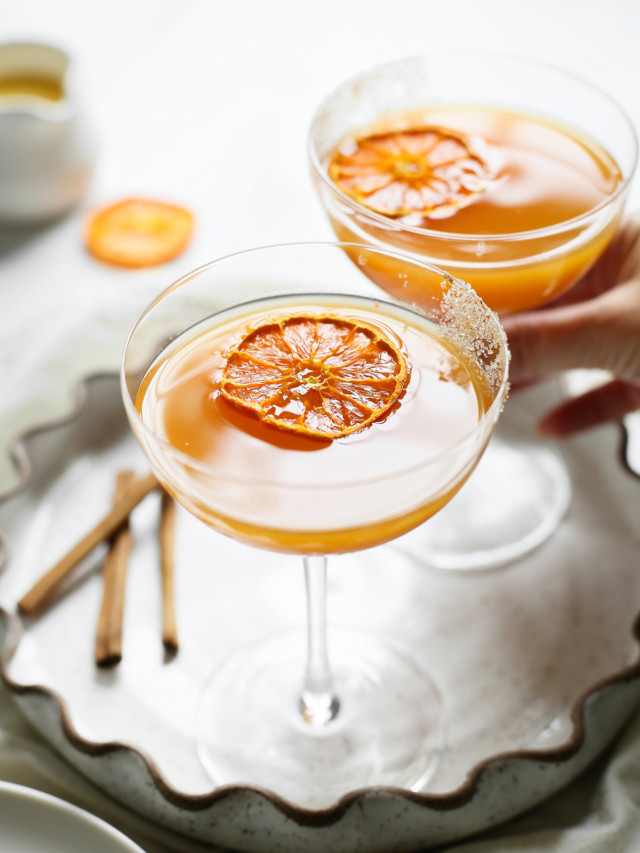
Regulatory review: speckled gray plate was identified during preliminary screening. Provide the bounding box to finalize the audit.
[1,374,640,853]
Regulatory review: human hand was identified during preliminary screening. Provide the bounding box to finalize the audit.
[501,212,640,437]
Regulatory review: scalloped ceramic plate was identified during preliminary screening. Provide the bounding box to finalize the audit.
[1,374,640,852]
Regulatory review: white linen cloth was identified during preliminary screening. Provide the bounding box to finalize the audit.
[2,673,640,852]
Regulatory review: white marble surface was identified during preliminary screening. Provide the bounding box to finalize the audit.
[1,1,640,851]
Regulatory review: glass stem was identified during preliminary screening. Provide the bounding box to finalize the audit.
[300,554,340,727]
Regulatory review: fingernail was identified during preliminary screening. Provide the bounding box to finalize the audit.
[535,417,566,439]
[534,421,551,438]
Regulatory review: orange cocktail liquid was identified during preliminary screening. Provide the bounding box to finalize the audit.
[0,75,64,103]
[136,294,493,554]
[325,107,623,315]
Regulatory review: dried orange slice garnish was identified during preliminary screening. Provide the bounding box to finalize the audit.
[329,126,493,220]
[86,198,194,268]
[220,314,410,439]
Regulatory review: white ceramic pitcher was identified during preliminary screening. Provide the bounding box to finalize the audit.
[0,41,98,224]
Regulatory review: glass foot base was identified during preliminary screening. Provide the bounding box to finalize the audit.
[395,426,572,572]
[196,628,442,808]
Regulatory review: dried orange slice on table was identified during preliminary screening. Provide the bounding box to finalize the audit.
[221,314,410,439]
[329,126,493,220]
[86,198,194,268]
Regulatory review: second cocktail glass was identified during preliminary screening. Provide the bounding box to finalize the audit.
[308,52,637,569]
[121,242,509,807]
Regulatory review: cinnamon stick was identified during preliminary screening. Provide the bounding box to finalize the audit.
[159,489,179,654]
[95,471,135,666]
[17,471,159,616]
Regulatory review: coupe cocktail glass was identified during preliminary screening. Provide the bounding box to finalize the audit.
[309,53,637,569]
[121,242,508,807]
